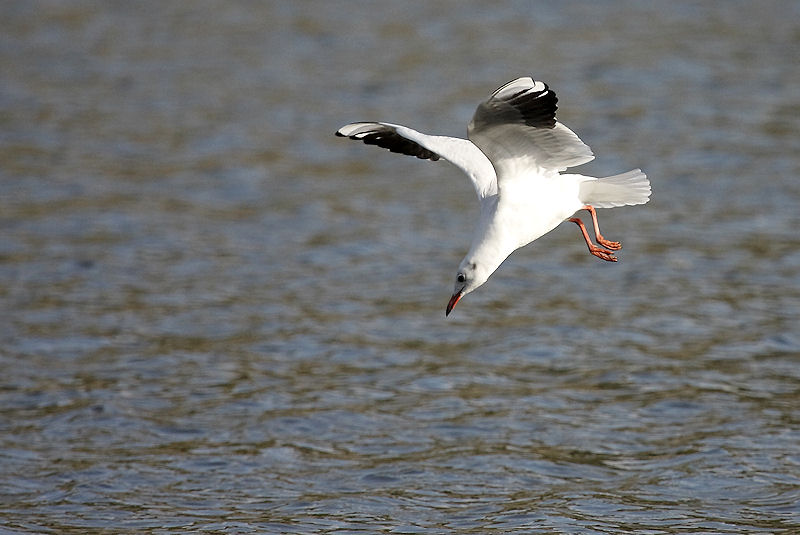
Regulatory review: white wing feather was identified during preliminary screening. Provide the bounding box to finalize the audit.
[337,122,497,199]
[468,77,594,179]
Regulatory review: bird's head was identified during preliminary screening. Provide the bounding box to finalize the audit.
[446,260,490,316]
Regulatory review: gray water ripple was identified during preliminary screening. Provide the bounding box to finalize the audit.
[3,1,800,533]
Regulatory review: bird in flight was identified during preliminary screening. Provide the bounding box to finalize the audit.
[336,77,650,316]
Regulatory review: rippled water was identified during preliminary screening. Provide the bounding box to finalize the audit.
[2,1,799,533]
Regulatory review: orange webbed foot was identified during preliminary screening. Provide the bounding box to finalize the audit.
[596,235,622,251]
[588,245,618,262]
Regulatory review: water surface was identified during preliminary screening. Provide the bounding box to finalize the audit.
[1,1,799,533]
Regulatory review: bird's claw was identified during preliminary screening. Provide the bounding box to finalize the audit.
[589,245,618,262]
[596,235,622,251]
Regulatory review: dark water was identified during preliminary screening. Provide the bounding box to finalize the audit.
[2,1,799,533]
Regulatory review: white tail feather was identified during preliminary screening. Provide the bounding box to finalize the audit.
[578,169,651,208]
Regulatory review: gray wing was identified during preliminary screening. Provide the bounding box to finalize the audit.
[468,77,594,175]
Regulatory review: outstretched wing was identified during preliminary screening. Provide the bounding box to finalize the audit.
[336,122,441,161]
[336,122,497,200]
[468,77,594,178]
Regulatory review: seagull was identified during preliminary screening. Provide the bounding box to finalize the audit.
[336,76,650,316]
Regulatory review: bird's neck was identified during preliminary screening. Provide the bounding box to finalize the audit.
[464,213,517,286]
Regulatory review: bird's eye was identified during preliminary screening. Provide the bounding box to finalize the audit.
[457,273,466,283]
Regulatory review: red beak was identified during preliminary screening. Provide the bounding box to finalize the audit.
[446,291,463,317]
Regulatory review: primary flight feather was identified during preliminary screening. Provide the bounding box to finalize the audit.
[336,77,651,316]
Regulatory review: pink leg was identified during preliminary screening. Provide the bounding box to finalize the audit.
[583,205,621,251]
[569,217,618,262]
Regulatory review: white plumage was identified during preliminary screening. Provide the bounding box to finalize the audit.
[337,76,651,315]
